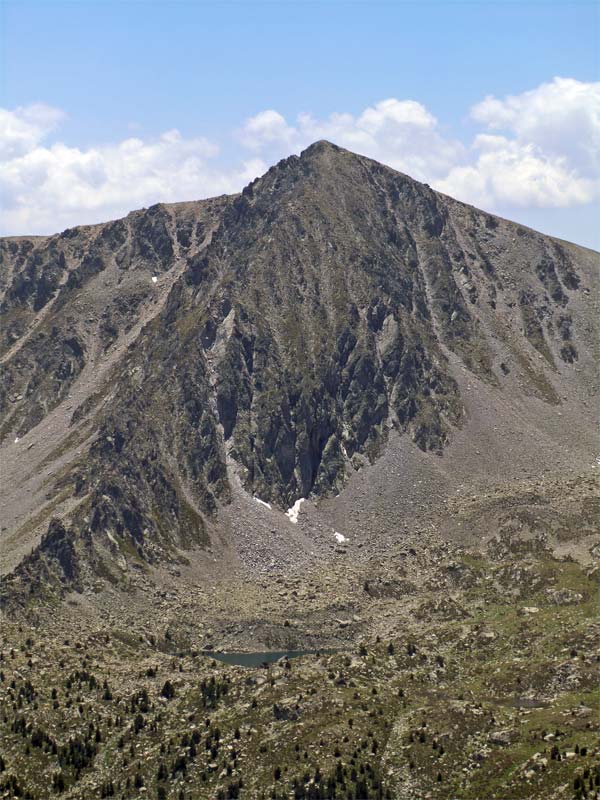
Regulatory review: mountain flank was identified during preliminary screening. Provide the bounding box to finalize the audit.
[0,141,599,800]
[0,140,598,602]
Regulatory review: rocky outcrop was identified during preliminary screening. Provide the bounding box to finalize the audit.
[1,519,84,605]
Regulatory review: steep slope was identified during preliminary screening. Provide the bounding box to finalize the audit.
[0,140,598,604]
[0,197,231,572]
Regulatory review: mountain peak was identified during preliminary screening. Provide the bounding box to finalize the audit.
[0,142,597,609]
[299,139,344,158]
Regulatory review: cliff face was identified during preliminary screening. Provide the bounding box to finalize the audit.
[1,141,598,601]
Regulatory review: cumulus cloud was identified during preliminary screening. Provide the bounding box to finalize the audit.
[240,110,297,149]
[0,104,65,159]
[440,77,600,208]
[436,134,595,209]
[239,98,464,182]
[470,77,600,175]
[0,108,266,234]
[1,77,598,236]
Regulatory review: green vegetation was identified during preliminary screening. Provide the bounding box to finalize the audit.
[1,528,598,799]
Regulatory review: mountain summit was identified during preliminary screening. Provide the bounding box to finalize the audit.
[0,141,597,602]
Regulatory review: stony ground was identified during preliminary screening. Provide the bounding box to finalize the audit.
[1,470,598,800]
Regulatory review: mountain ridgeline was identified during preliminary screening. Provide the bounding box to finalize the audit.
[0,141,597,603]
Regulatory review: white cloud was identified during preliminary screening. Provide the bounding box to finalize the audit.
[0,109,266,234]
[240,110,296,149]
[471,77,600,175]
[1,78,598,236]
[239,98,464,182]
[0,104,65,159]
[440,77,600,209]
[437,135,595,209]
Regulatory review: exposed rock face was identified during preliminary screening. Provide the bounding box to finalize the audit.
[0,199,228,438]
[10,518,84,597]
[0,141,598,600]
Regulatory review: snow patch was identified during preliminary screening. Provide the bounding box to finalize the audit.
[151,276,158,283]
[254,497,272,510]
[14,437,19,444]
[334,532,347,544]
[286,498,305,524]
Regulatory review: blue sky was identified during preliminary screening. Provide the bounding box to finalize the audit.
[1,1,598,247]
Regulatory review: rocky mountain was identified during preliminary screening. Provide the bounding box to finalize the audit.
[1,141,599,800]
[0,140,598,603]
